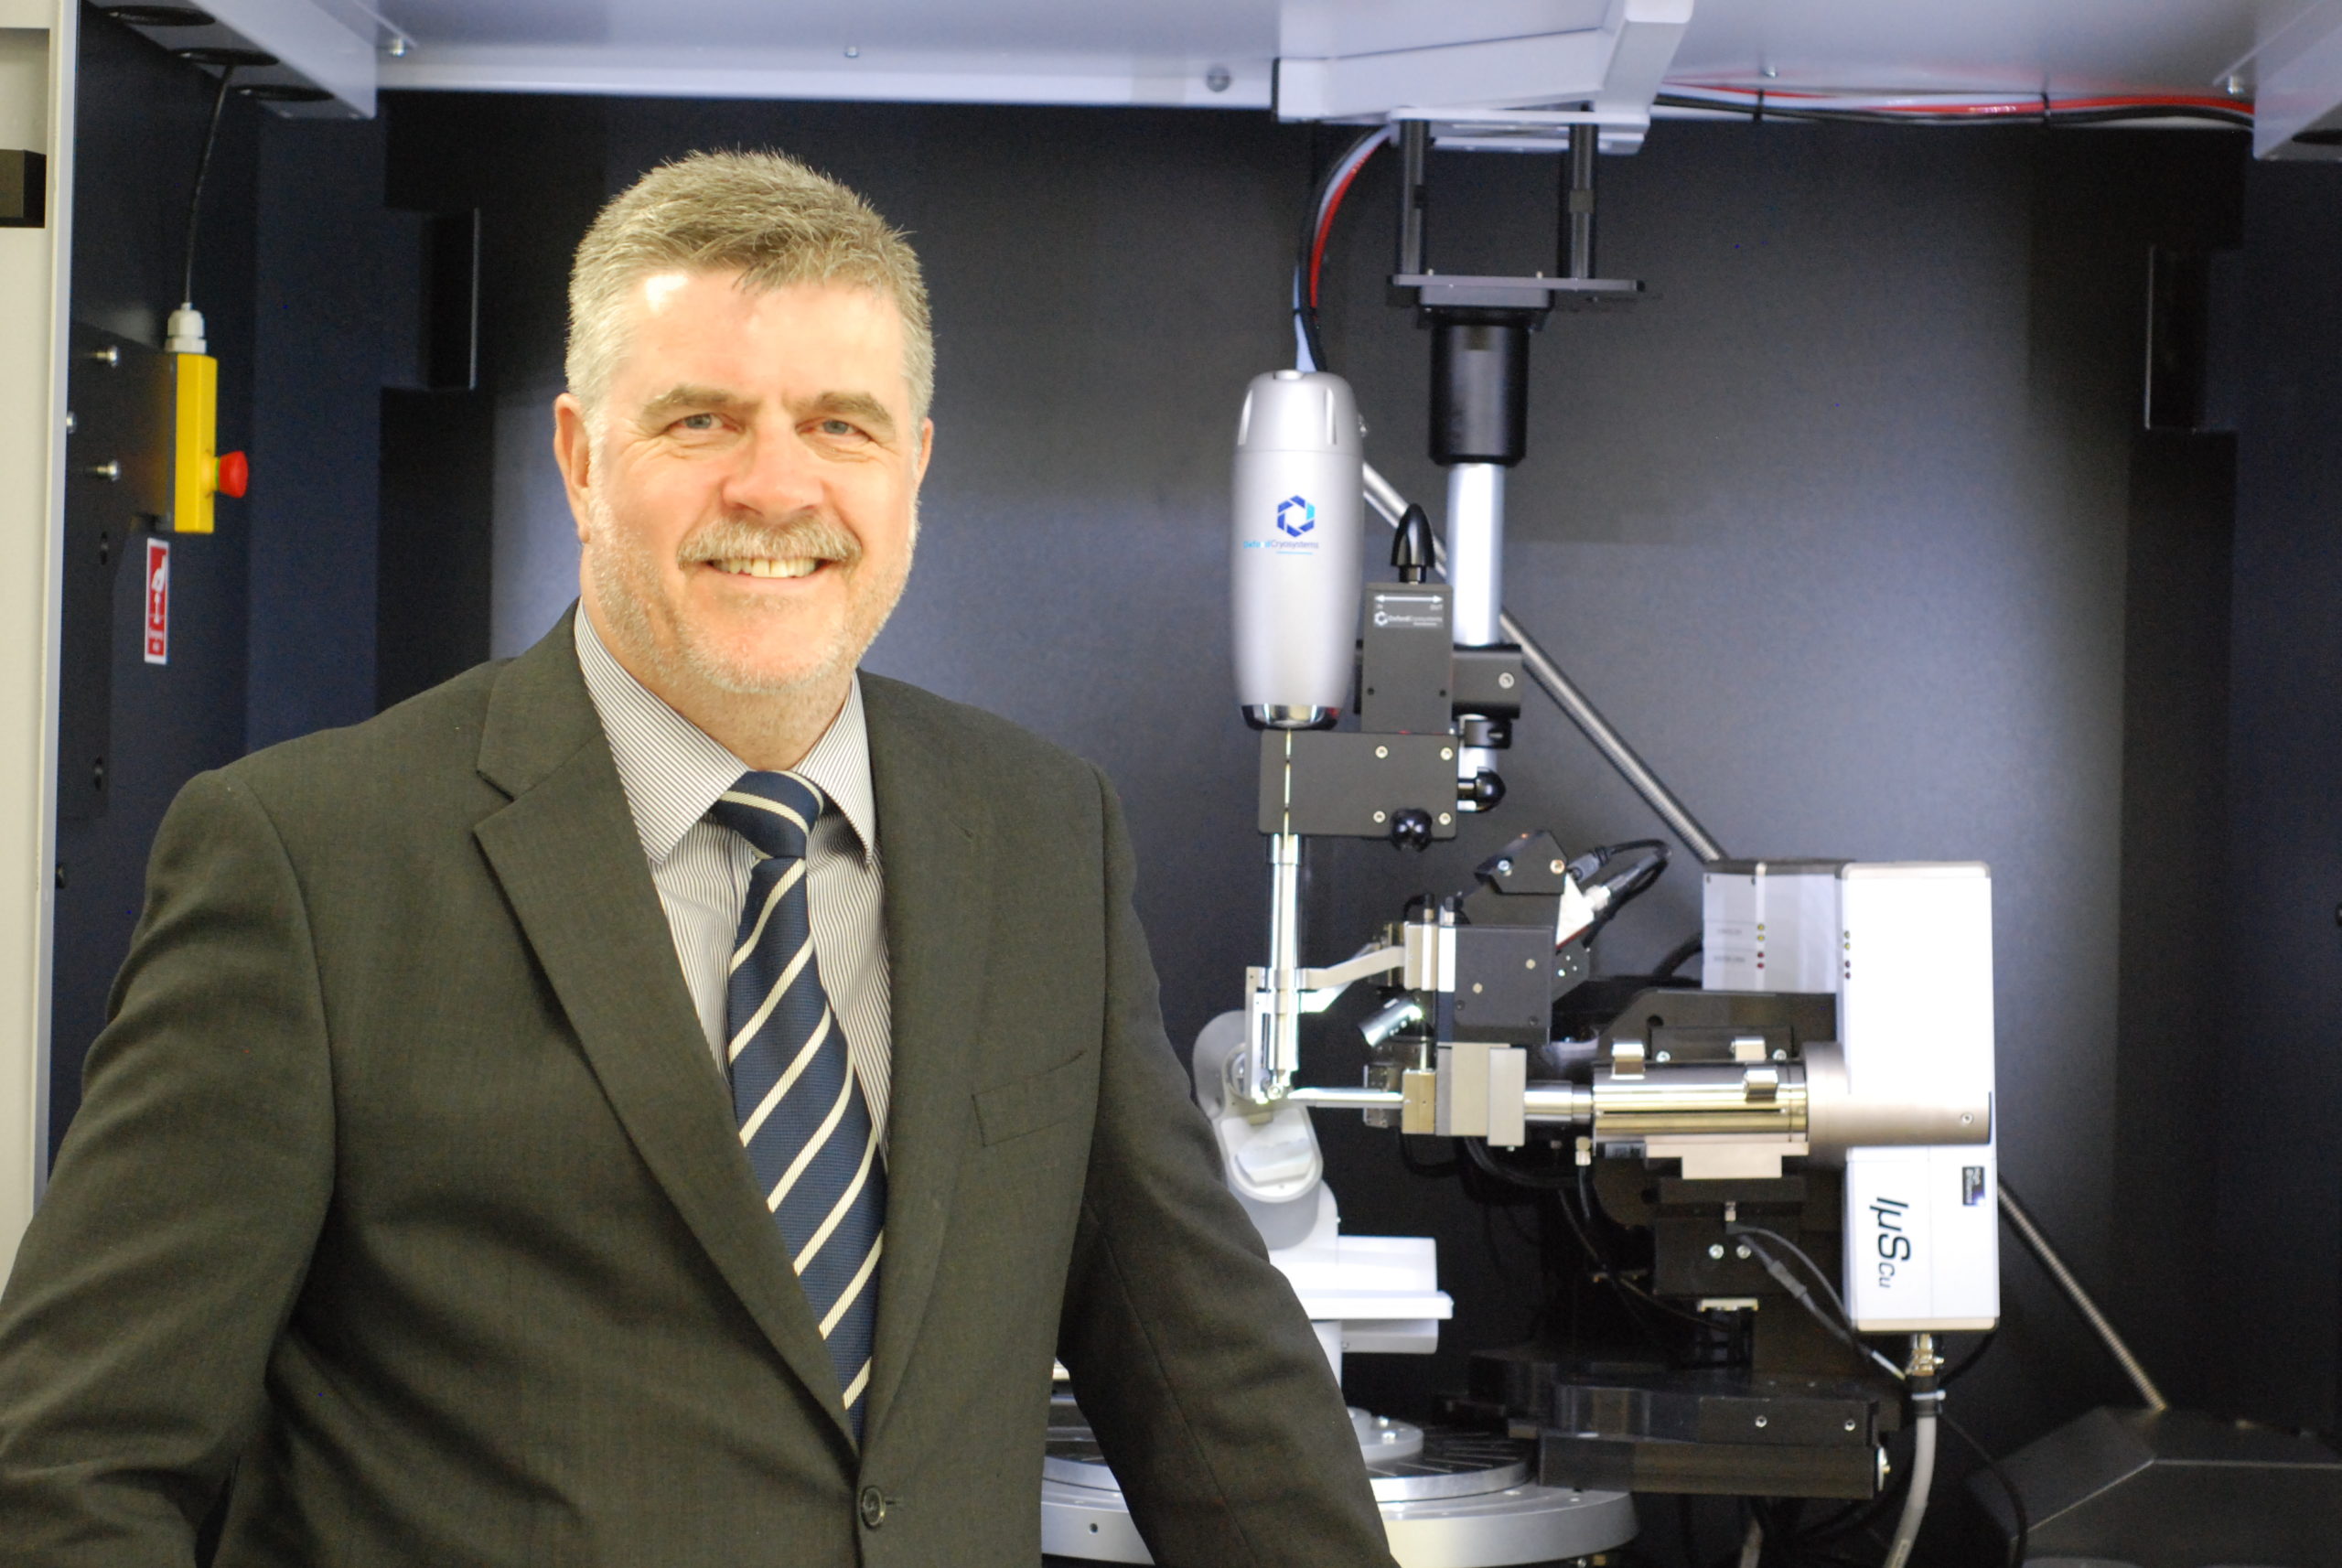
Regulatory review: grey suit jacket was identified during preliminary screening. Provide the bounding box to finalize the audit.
[0,616,1393,1568]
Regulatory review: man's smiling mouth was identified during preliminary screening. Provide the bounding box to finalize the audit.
[710,557,823,579]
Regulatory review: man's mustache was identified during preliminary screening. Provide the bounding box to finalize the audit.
[678,513,863,568]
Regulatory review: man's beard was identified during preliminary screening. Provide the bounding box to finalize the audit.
[585,486,914,699]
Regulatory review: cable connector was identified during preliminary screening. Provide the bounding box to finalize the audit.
[1905,1329,1947,1384]
[165,305,207,356]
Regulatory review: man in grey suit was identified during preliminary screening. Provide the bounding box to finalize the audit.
[0,150,1394,1567]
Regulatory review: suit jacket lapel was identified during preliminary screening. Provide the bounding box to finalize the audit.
[470,614,854,1447]
[860,675,994,1447]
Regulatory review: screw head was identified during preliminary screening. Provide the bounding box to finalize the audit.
[1375,745,1389,758]
[1436,812,1452,826]
[1735,1243,1752,1260]
[1205,63,1231,92]
[1755,1413,1768,1427]
[1372,810,1387,823]
[1440,747,1454,761]
[1499,671,1516,688]
[843,44,861,57]
[1551,859,1566,875]
[1654,1049,1671,1063]
[1707,1242,1724,1260]
[1844,1418,1858,1432]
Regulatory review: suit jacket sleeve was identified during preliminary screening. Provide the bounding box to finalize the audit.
[1054,768,1398,1568]
[0,769,336,1563]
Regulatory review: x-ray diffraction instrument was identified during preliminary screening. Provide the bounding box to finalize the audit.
[1043,126,1997,1568]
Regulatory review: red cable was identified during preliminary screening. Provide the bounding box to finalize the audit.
[1308,145,1382,309]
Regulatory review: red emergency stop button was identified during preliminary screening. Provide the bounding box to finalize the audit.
[216,450,249,499]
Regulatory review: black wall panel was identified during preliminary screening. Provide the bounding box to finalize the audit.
[246,119,385,750]
[53,11,392,1155]
[2216,159,2342,1433]
[52,11,259,1157]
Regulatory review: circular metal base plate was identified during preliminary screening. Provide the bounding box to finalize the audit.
[1041,1414,1637,1567]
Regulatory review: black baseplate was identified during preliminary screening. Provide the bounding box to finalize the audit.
[1451,1346,1901,1501]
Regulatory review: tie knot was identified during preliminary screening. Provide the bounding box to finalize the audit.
[709,770,824,862]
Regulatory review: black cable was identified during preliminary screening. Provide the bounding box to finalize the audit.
[1462,1136,1574,1190]
[1942,1326,1998,1387]
[1655,931,1703,977]
[1597,846,1669,908]
[1727,1223,1858,1326]
[1727,1224,1903,1383]
[1557,1159,1722,1337]
[1939,1410,2029,1568]
[1653,91,2252,131]
[1567,837,1668,879]
[181,62,237,306]
[1797,1437,1916,1549]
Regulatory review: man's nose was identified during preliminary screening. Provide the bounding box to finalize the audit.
[723,426,824,516]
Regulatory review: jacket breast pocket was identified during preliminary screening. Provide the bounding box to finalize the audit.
[973,1051,1096,1147]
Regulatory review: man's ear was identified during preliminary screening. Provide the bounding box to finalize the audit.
[914,417,935,487]
[553,392,596,544]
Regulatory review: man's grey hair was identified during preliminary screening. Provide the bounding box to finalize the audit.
[566,148,933,423]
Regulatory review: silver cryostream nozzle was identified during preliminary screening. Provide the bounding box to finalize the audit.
[1231,370,1365,728]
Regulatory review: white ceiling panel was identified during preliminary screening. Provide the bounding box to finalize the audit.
[141,0,2311,146]
[379,0,1275,57]
[1670,0,2265,95]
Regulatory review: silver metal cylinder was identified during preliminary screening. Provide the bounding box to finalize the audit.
[1284,1086,1406,1111]
[1800,1042,1992,1152]
[1594,1063,1809,1140]
[1447,461,1506,784]
[1516,1055,1990,1154]
[1445,462,1505,646]
[1524,1083,1594,1123]
[1260,832,1304,1100]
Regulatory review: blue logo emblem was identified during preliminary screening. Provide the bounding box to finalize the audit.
[1275,495,1316,538]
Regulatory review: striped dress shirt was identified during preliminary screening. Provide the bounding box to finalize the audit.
[574,610,894,1148]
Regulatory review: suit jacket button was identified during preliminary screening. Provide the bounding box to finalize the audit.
[858,1485,887,1529]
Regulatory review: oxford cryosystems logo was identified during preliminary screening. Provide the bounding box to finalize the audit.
[1275,495,1316,538]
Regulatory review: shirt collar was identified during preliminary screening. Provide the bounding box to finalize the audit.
[573,608,878,870]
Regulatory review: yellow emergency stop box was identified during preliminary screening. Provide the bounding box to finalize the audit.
[171,350,218,534]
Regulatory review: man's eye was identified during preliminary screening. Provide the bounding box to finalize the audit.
[676,413,719,432]
[820,418,863,437]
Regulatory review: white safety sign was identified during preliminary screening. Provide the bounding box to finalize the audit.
[144,538,169,666]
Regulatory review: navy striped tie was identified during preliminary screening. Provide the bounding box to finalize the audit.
[709,771,886,1438]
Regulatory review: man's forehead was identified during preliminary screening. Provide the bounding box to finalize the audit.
[624,267,899,328]
[611,271,909,400]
